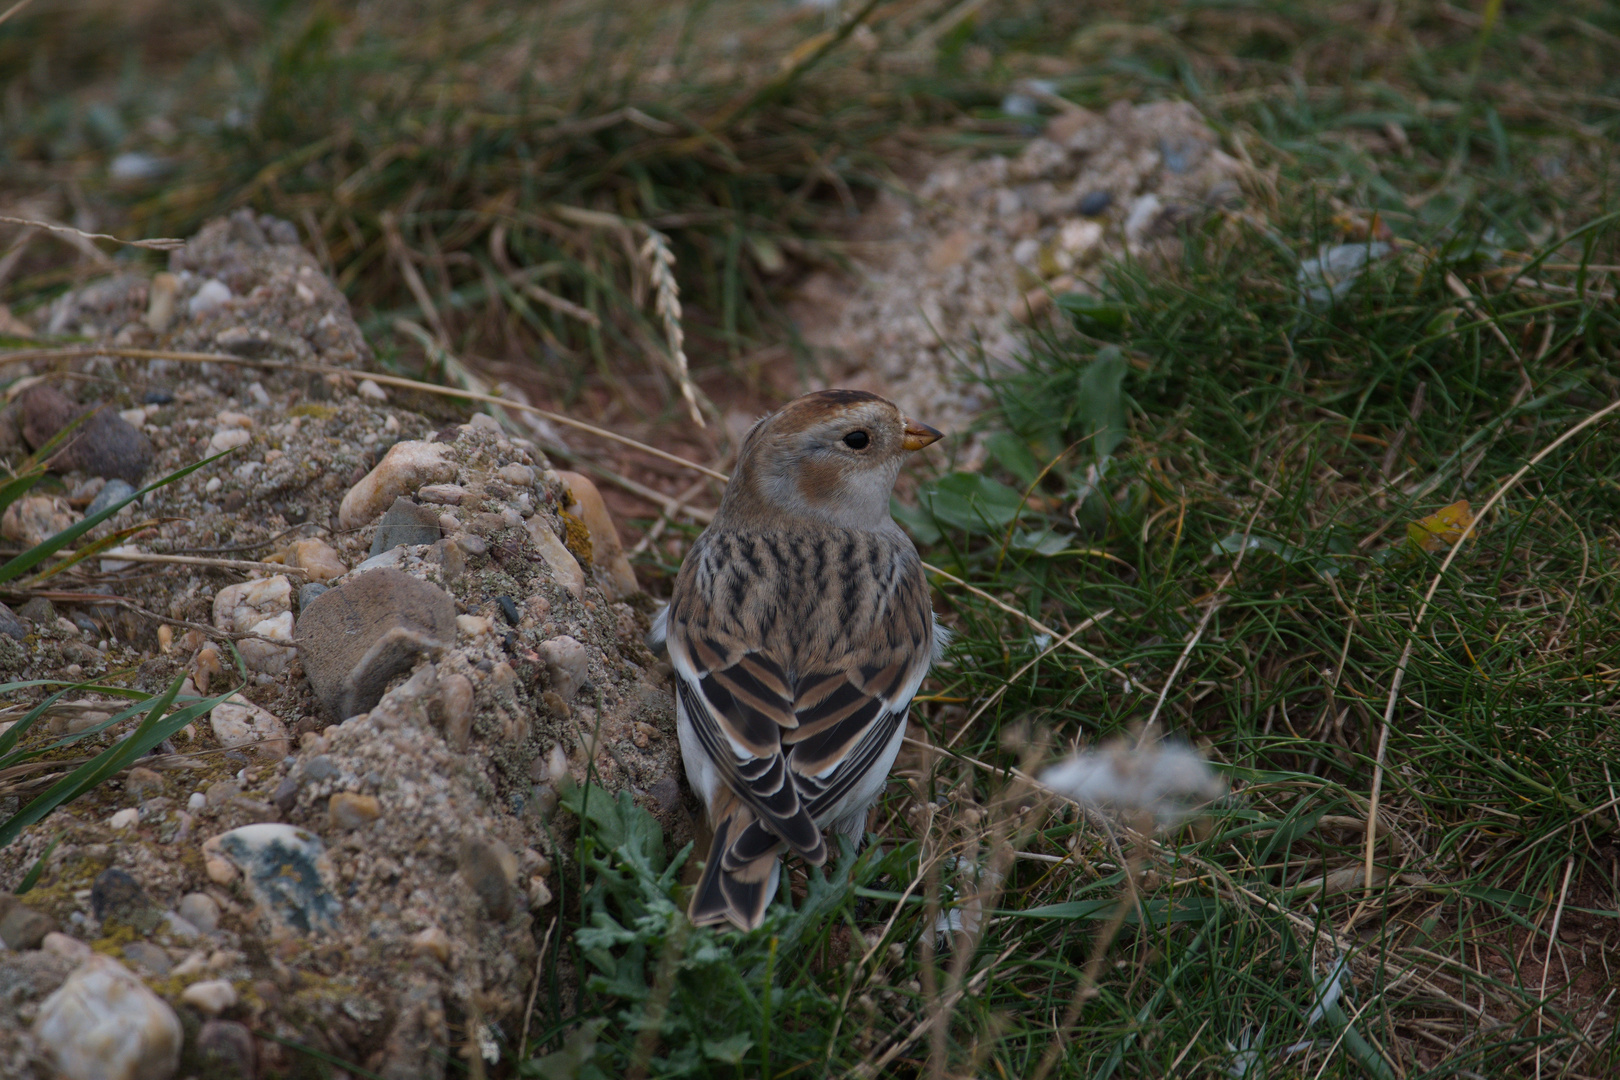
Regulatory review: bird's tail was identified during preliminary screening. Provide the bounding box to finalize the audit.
[689,802,782,931]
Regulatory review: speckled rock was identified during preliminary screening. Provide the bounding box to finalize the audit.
[557,471,639,600]
[538,636,590,703]
[212,576,296,675]
[208,696,291,761]
[296,568,457,722]
[32,955,182,1080]
[209,824,340,935]
[338,441,457,530]
[1,494,74,546]
[90,869,160,935]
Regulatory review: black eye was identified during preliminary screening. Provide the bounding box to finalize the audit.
[842,430,870,449]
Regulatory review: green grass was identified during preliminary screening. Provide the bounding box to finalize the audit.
[544,4,1620,1079]
[6,1,1620,1078]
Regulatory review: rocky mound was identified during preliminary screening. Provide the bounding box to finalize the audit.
[0,212,681,1079]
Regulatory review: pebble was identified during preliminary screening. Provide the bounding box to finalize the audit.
[0,600,26,639]
[327,792,381,830]
[417,483,464,505]
[215,411,253,429]
[181,979,238,1016]
[301,754,340,783]
[19,384,155,484]
[338,440,458,530]
[140,389,174,406]
[124,766,163,801]
[296,582,330,611]
[195,1019,256,1079]
[557,471,639,600]
[213,576,296,675]
[206,427,252,454]
[210,695,291,761]
[437,672,475,752]
[284,538,346,582]
[1,494,75,546]
[459,839,517,922]
[0,894,58,950]
[296,568,457,721]
[159,912,200,944]
[32,955,183,1080]
[177,892,221,933]
[121,941,172,977]
[1077,190,1113,216]
[91,868,161,934]
[525,516,585,600]
[496,463,534,487]
[108,808,140,830]
[205,857,238,886]
[145,272,178,332]
[409,926,452,965]
[210,823,340,934]
[369,496,442,555]
[187,792,207,812]
[357,378,388,401]
[188,278,233,317]
[85,478,137,519]
[42,932,93,963]
[538,636,589,703]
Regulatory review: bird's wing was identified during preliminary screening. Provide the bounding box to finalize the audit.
[782,631,932,822]
[667,625,828,864]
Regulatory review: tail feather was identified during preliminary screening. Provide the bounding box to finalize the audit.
[689,804,782,931]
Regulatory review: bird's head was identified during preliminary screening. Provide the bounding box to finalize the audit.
[721,389,943,530]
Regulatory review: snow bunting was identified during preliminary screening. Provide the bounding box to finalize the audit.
[650,389,945,930]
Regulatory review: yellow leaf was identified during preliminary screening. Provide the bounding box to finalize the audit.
[1406,500,1475,552]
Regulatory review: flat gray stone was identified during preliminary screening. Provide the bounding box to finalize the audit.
[369,496,441,556]
[0,601,25,640]
[296,568,457,721]
[84,478,136,519]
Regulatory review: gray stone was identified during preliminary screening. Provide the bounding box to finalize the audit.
[18,384,153,485]
[0,895,57,950]
[32,955,182,1080]
[91,868,160,935]
[195,1018,257,1079]
[0,601,25,640]
[369,497,441,556]
[177,892,221,934]
[301,754,340,783]
[119,941,171,977]
[213,823,340,934]
[17,596,55,624]
[1078,190,1112,216]
[296,582,329,611]
[296,568,457,721]
[85,478,136,519]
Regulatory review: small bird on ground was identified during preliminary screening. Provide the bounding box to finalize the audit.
[649,389,946,931]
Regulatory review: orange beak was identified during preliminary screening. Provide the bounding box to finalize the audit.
[901,418,944,452]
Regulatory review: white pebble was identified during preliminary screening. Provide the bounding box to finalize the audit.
[180,979,238,1016]
[187,792,207,812]
[204,477,222,495]
[206,428,252,454]
[187,279,232,317]
[247,382,270,407]
[32,956,182,1080]
[107,808,140,830]
[357,378,388,401]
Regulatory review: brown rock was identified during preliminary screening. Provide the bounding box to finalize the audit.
[337,441,457,530]
[0,894,58,950]
[18,384,153,485]
[327,792,381,830]
[556,471,639,600]
[296,568,457,721]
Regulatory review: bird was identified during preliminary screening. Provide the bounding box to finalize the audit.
[648,388,946,931]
